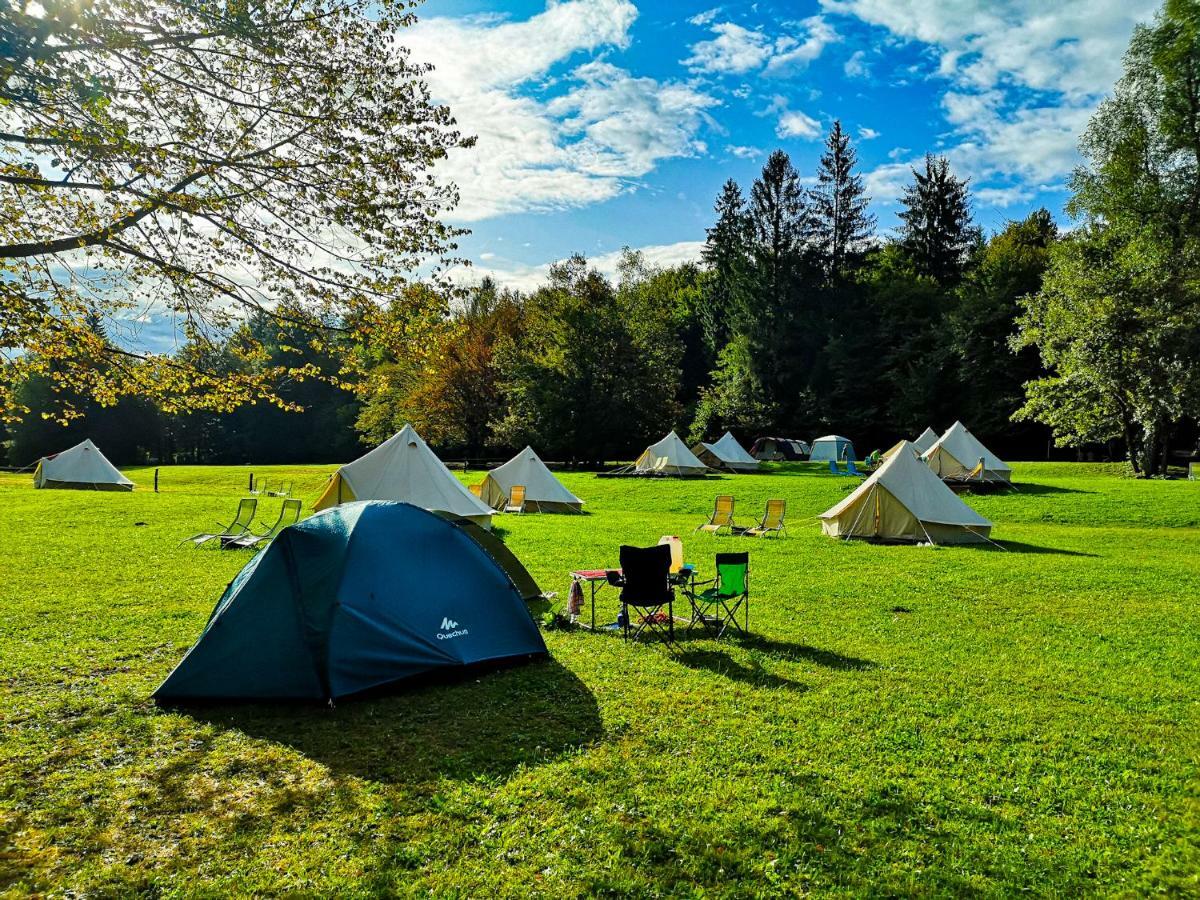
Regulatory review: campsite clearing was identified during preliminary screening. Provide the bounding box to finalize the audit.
[1,463,1197,896]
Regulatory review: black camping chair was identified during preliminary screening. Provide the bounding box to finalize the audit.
[609,544,677,649]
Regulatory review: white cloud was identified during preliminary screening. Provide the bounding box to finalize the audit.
[727,144,763,159]
[941,93,1093,185]
[862,161,915,206]
[548,61,719,178]
[404,1,718,222]
[688,8,721,26]
[683,16,838,76]
[822,0,1158,202]
[974,185,1034,208]
[777,109,822,140]
[766,16,840,76]
[844,49,870,78]
[457,241,706,292]
[820,0,1155,101]
[857,126,880,140]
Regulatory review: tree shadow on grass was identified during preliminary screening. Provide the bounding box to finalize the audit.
[1007,482,1094,495]
[732,634,878,671]
[987,541,1098,557]
[672,647,809,692]
[181,658,601,786]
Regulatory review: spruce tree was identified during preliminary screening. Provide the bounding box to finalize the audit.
[745,150,821,425]
[898,154,980,285]
[701,179,752,351]
[811,120,876,281]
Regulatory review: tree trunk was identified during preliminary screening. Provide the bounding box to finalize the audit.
[1121,415,1142,476]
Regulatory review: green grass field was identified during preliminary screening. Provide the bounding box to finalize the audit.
[1,462,1198,896]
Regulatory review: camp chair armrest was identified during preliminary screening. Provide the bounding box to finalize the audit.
[605,570,624,587]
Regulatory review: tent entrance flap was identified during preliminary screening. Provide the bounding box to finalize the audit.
[314,472,356,511]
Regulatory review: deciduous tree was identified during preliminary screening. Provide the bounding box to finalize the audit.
[0,0,469,421]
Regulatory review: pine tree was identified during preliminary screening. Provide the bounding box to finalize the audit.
[811,120,876,280]
[700,179,752,350]
[898,154,980,285]
[744,150,822,426]
[750,150,809,279]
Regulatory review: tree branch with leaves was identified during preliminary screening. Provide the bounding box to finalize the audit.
[0,0,471,421]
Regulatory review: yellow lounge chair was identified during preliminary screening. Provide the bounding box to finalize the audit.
[505,485,527,514]
[744,499,786,538]
[695,495,736,534]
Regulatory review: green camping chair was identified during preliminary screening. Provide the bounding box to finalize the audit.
[686,552,749,638]
[181,498,257,548]
[224,499,303,550]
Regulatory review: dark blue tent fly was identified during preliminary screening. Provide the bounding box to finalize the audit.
[154,501,548,702]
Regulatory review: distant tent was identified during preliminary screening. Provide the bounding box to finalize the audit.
[634,431,709,476]
[923,421,1012,484]
[480,447,583,513]
[883,427,938,461]
[913,427,939,454]
[819,441,993,544]
[692,432,759,472]
[33,439,134,491]
[154,501,547,702]
[750,437,809,461]
[808,435,856,462]
[313,423,493,527]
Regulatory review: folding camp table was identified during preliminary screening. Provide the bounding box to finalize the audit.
[570,566,695,631]
[570,570,613,630]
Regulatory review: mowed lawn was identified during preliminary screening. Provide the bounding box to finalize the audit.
[1,462,1198,897]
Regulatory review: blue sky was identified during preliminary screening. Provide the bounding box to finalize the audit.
[407,0,1159,289]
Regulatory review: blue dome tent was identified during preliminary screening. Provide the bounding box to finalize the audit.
[154,502,547,702]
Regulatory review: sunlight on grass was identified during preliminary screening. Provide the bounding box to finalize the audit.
[1,463,1198,894]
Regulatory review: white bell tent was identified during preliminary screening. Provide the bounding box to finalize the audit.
[634,431,709,476]
[692,431,759,472]
[922,421,1012,484]
[819,441,993,544]
[480,447,583,513]
[313,423,493,527]
[33,439,134,491]
[912,426,939,454]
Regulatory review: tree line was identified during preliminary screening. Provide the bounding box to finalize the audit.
[0,134,1085,468]
[4,0,1198,475]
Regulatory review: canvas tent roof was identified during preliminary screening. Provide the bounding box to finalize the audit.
[314,423,493,527]
[808,435,856,462]
[922,421,1012,483]
[913,427,939,454]
[635,431,709,476]
[884,427,939,461]
[692,431,759,472]
[480,447,583,512]
[820,441,992,544]
[33,439,133,491]
[154,501,547,702]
